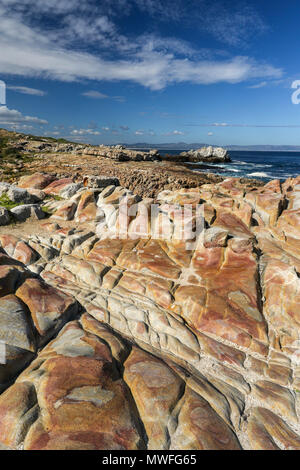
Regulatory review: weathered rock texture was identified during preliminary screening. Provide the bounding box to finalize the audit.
[180,146,231,163]
[0,172,299,450]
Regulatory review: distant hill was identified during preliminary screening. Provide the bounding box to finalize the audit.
[2,128,300,152]
[122,142,300,152]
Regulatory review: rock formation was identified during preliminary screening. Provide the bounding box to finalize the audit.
[76,145,162,162]
[180,146,231,163]
[0,170,299,450]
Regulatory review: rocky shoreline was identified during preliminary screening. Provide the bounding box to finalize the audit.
[0,160,299,449]
[0,129,261,200]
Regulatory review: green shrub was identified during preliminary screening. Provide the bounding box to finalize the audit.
[0,193,19,210]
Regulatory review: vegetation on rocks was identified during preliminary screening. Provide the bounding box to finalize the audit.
[0,193,20,210]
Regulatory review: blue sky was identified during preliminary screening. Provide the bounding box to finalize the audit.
[0,0,300,145]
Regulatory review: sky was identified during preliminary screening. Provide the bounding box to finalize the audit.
[0,0,300,146]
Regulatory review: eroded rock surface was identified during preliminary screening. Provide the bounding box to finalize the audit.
[0,173,300,450]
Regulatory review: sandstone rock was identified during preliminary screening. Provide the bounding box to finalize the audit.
[75,190,99,223]
[0,235,39,265]
[43,178,74,195]
[51,200,77,221]
[10,204,45,222]
[18,172,56,190]
[7,187,40,204]
[0,265,23,297]
[83,175,120,189]
[247,407,300,450]
[0,322,143,450]
[16,278,78,341]
[169,386,241,450]
[0,207,10,226]
[124,347,184,450]
[0,170,300,450]
[26,189,46,201]
[0,295,35,352]
[59,183,83,199]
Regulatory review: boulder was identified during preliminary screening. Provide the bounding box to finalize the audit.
[10,204,45,222]
[60,183,83,199]
[18,173,56,190]
[16,278,78,340]
[7,187,40,204]
[0,235,38,265]
[0,207,10,226]
[83,176,120,189]
[51,201,78,221]
[26,189,46,201]
[43,178,74,195]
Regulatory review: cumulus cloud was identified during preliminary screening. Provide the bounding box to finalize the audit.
[0,105,47,125]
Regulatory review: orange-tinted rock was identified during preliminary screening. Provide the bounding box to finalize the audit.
[75,190,98,223]
[51,201,77,221]
[117,239,182,279]
[16,278,78,339]
[248,407,300,450]
[124,347,183,449]
[169,386,241,450]
[43,178,74,195]
[0,382,38,448]
[253,380,297,423]
[0,322,143,450]
[0,235,38,265]
[18,173,56,190]
[213,211,254,239]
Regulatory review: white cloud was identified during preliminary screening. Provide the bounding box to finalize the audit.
[163,130,185,136]
[248,81,268,89]
[189,122,300,128]
[71,128,101,135]
[208,132,213,136]
[7,85,46,96]
[135,130,144,135]
[102,127,110,131]
[82,91,125,102]
[82,91,109,99]
[0,105,47,124]
[0,2,282,91]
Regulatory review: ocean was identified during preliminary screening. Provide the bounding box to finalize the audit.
[159,150,300,181]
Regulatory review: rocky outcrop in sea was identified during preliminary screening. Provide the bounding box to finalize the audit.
[180,146,231,163]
